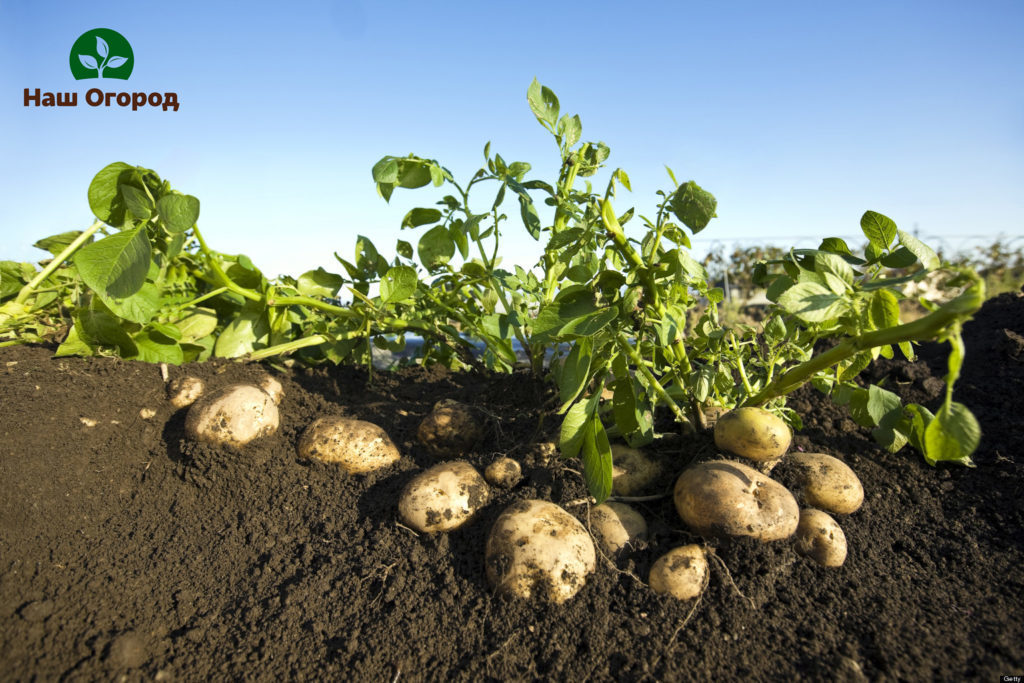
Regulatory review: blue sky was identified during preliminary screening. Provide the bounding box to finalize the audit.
[2,0,1022,278]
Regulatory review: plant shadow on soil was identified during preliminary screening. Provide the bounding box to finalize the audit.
[1,292,1023,681]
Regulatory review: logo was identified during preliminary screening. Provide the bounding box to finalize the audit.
[24,27,178,111]
[69,29,134,80]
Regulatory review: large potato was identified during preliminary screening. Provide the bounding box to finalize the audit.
[610,445,664,496]
[795,509,847,567]
[590,502,648,555]
[788,452,864,515]
[648,544,708,601]
[297,416,401,473]
[185,384,279,447]
[674,460,799,541]
[485,500,596,604]
[714,407,791,462]
[417,399,487,457]
[398,461,490,533]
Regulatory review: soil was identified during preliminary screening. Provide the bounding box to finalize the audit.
[2,293,1022,682]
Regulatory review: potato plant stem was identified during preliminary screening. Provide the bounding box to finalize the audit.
[745,275,985,406]
[191,225,261,303]
[617,332,693,430]
[14,220,104,305]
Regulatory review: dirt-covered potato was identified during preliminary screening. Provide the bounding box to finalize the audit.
[185,384,279,447]
[398,461,490,533]
[485,500,596,604]
[610,445,664,496]
[297,416,401,473]
[788,452,864,515]
[700,405,729,430]
[590,502,647,555]
[417,399,487,457]
[648,544,708,600]
[168,376,205,409]
[714,407,791,462]
[674,460,799,541]
[259,375,284,405]
[484,457,522,488]
[795,509,847,567]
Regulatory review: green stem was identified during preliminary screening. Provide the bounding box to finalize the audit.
[246,334,331,361]
[266,295,360,318]
[15,220,104,304]
[191,225,261,303]
[730,333,754,397]
[166,286,229,315]
[744,275,985,406]
[617,332,693,430]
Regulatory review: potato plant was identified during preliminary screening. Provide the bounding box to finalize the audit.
[0,81,984,504]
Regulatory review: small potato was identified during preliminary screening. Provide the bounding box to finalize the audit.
[486,500,596,604]
[611,445,664,496]
[168,376,205,409]
[674,460,799,541]
[298,416,401,473]
[648,545,708,601]
[398,461,490,533]
[417,399,487,457]
[259,375,284,405]
[484,457,522,488]
[788,452,864,515]
[795,509,847,567]
[590,502,647,555]
[185,384,279,448]
[714,407,791,462]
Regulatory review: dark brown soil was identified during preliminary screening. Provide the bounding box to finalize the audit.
[2,293,1022,681]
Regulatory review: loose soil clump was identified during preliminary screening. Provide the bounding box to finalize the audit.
[2,293,1023,680]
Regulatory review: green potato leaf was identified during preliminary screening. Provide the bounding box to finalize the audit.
[73,225,151,299]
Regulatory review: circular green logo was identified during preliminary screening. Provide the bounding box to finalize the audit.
[69,28,134,80]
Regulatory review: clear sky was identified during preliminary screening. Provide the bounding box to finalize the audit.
[2,0,1022,279]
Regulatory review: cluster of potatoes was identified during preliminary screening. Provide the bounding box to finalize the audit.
[684,407,864,569]
[172,375,862,606]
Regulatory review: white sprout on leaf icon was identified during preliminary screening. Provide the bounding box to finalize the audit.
[77,36,127,78]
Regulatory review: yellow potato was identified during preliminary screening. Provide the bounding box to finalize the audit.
[485,500,596,604]
[417,399,486,457]
[610,445,664,496]
[185,384,279,448]
[795,509,847,567]
[297,416,401,473]
[674,460,799,541]
[590,502,647,555]
[648,545,708,600]
[714,407,791,461]
[484,457,522,488]
[788,452,864,514]
[168,376,205,409]
[398,461,490,533]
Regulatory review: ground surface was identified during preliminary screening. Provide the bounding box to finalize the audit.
[1,293,1022,681]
